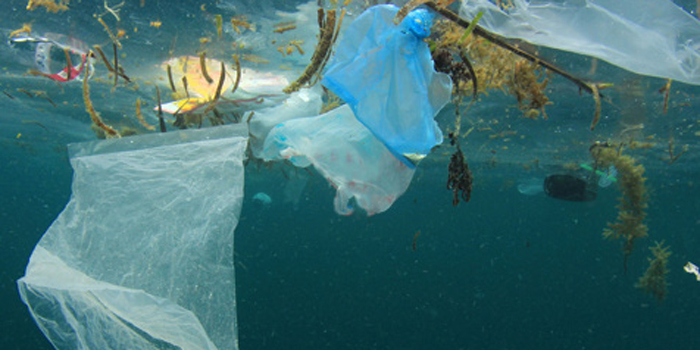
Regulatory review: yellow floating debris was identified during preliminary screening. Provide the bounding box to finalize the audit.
[273,24,296,34]
[9,23,32,39]
[241,54,269,64]
[135,98,156,131]
[26,0,69,13]
[231,16,254,34]
[215,14,223,38]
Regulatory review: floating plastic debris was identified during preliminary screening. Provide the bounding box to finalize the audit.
[580,163,618,188]
[684,261,700,281]
[517,178,544,195]
[252,192,272,206]
[322,5,452,165]
[460,0,700,85]
[17,124,248,350]
[262,104,415,216]
[9,32,94,82]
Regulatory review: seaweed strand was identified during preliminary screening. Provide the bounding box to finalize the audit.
[82,59,120,138]
[284,9,337,93]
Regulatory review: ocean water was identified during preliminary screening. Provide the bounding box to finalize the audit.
[2,0,700,349]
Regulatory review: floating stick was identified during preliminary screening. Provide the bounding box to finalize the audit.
[182,76,190,99]
[167,64,177,92]
[22,120,48,131]
[204,61,226,114]
[213,61,226,102]
[17,88,34,98]
[155,86,166,133]
[38,93,57,107]
[231,55,241,94]
[93,45,115,72]
[63,48,73,81]
[273,24,296,34]
[458,50,478,102]
[424,2,595,95]
[412,230,421,251]
[589,84,601,131]
[199,52,213,84]
[93,45,130,83]
[117,67,130,83]
[113,43,119,87]
[660,79,672,115]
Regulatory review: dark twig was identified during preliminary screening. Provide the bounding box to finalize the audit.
[424,2,594,95]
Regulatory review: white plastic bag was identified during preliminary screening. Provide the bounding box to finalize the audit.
[461,0,700,85]
[262,105,415,215]
[248,86,323,159]
[18,124,248,350]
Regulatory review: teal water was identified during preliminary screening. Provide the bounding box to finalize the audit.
[4,143,700,349]
[2,0,700,349]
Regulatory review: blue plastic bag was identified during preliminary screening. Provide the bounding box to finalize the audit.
[322,5,452,166]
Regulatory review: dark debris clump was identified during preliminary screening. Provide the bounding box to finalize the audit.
[447,145,473,206]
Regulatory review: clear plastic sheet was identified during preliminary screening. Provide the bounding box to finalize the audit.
[248,86,323,159]
[322,5,452,163]
[262,105,415,216]
[17,124,248,350]
[460,0,700,85]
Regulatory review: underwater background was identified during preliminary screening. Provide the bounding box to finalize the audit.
[2,0,700,349]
